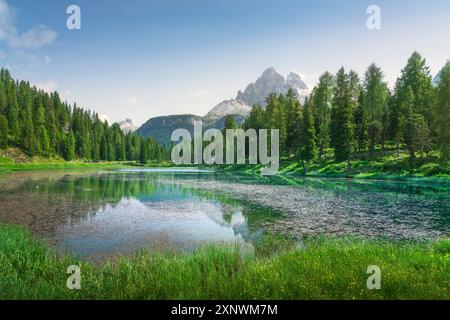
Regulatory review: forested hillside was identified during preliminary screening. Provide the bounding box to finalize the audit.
[242,52,450,173]
[0,69,169,163]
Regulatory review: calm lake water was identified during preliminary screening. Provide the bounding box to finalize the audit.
[0,169,449,261]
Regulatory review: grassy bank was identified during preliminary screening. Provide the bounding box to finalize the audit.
[0,225,448,300]
[219,151,450,181]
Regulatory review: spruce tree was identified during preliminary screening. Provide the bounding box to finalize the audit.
[354,92,369,154]
[436,61,450,161]
[299,98,317,171]
[65,130,76,161]
[312,72,334,159]
[0,115,8,149]
[140,140,149,164]
[363,64,389,158]
[331,68,355,169]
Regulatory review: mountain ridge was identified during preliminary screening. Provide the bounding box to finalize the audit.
[136,67,310,144]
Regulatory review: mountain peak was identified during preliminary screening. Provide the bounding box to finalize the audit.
[236,68,309,106]
[203,99,251,125]
[118,119,138,133]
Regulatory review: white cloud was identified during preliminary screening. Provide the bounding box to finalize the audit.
[34,80,58,92]
[0,0,57,49]
[189,90,209,97]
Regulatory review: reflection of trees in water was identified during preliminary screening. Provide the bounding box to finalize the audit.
[0,172,283,242]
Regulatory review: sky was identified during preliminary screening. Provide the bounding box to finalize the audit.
[0,0,449,126]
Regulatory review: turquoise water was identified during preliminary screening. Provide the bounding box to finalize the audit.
[0,169,448,261]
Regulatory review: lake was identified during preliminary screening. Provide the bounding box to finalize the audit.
[0,169,449,261]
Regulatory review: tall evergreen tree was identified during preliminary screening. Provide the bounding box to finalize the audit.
[363,64,389,158]
[354,91,369,154]
[435,61,450,161]
[299,98,317,171]
[331,68,355,168]
[312,72,334,159]
[0,115,8,149]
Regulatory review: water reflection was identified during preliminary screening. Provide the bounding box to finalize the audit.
[0,170,449,261]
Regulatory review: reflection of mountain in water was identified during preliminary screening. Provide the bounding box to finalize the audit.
[0,172,272,260]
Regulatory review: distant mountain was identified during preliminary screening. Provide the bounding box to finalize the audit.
[137,114,203,145]
[118,119,138,133]
[433,59,450,86]
[203,99,252,125]
[136,114,245,146]
[236,68,308,106]
[136,67,309,145]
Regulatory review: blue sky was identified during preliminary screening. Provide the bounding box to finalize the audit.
[0,0,449,126]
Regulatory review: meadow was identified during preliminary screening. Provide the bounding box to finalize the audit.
[0,225,448,300]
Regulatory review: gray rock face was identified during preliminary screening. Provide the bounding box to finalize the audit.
[136,67,310,145]
[236,68,309,107]
[118,119,138,133]
[203,99,252,125]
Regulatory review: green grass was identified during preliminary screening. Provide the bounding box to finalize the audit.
[219,151,450,181]
[0,160,178,174]
[0,161,129,173]
[0,225,448,300]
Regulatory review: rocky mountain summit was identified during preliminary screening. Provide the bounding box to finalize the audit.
[136,67,309,145]
[118,119,138,133]
[236,68,308,107]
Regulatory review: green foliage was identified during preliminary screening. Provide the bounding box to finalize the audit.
[0,114,8,149]
[363,64,389,157]
[330,68,354,162]
[0,68,166,163]
[354,92,369,153]
[436,61,450,161]
[0,225,448,300]
[311,72,334,159]
[299,98,317,163]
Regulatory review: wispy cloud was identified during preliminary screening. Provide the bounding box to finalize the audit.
[0,0,57,49]
[189,90,209,97]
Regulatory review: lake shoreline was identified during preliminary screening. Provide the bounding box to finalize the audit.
[1,160,450,184]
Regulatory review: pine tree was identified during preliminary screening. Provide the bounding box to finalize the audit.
[285,89,301,156]
[0,115,8,149]
[299,98,317,171]
[331,68,355,169]
[224,115,237,130]
[436,61,450,161]
[65,130,76,161]
[139,139,149,164]
[363,64,389,158]
[6,82,20,144]
[312,72,334,159]
[354,91,369,154]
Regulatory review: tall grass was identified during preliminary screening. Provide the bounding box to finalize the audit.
[0,225,448,300]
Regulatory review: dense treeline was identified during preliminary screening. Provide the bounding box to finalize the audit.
[0,68,169,163]
[242,52,450,171]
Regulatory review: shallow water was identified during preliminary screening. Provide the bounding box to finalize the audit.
[0,169,448,261]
